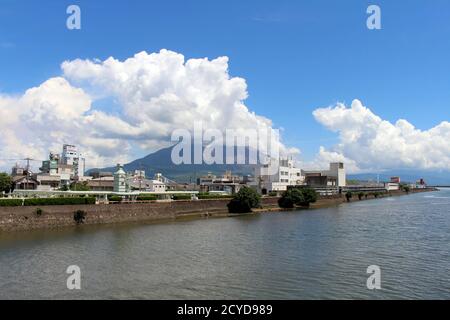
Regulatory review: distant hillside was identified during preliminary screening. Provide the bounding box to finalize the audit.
[348,169,450,186]
[88,144,255,182]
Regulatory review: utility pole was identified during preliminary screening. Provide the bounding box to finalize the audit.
[24,158,32,174]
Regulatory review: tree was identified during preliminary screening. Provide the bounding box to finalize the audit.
[227,187,261,214]
[278,187,317,209]
[70,181,91,191]
[358,192,365,200]
[36,208,43,216]
[0,173,12,194]
[74,210,86,224]
[299,188,318,207]
[345,191,353,202]
[278,188,304,209]
[402,185,410,194]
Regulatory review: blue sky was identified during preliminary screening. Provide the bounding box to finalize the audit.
[1,0,450,170]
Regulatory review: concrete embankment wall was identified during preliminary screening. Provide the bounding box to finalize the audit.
[0,189,434,232]
[308,188,434,208]
[0,197,280,232]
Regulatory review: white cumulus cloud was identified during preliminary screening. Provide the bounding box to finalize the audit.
[0,77,131,169]
[312,99,450,172]
[0,50,291,171]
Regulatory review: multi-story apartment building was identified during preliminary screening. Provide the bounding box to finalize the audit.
[254,158,304,194]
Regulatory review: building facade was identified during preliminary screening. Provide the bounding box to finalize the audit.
[302,162,346,187]
[254,158,304,194]
[197,171,247,195]
[113,164,128,193]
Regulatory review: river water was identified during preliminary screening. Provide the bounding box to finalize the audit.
[0,189,449,299]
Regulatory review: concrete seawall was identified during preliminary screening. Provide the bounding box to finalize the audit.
[0,189,435,232]
[0,197,280,232]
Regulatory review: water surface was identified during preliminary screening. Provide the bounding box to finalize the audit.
[1,189,449,299]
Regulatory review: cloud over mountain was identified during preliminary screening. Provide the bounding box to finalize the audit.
[61,50,279,149]
[313,99,450,172]
[0,50,287,169]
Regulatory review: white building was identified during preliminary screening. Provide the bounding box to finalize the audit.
[384,182,400,191]
[147,179,167,192]
[62,144,85,178]
[126,172,167,192]
[254,158,304,194]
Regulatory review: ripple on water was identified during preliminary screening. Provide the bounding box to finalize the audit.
[0,189,449,299]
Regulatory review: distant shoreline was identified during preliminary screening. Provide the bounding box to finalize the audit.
[0,188,437,233]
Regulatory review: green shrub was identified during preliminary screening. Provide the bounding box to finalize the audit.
[278,187,318,208]
[227,199,251,213]
[136,195,157,201]
[198,194,233,200]
[299,188,318,207]
[36,208,43,216]
[357,192,365,200]
[278,189,304,209]
[70,182,91,191]
[74,210,86,224]
[109,196,123,202]
[0,172,12,194]
[172,194,191,200]
[227,187,261,214]
[345,191,353,202]
[278,196,295,209]
[268,191,278,197]
[0,199,23,206]
[23,197,96,206]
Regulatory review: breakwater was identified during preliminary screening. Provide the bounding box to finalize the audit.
[0,188,435,232]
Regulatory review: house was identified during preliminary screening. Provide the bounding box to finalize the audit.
[12,175,38,190]
[35,174,61,190]
[87,176,114,191]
